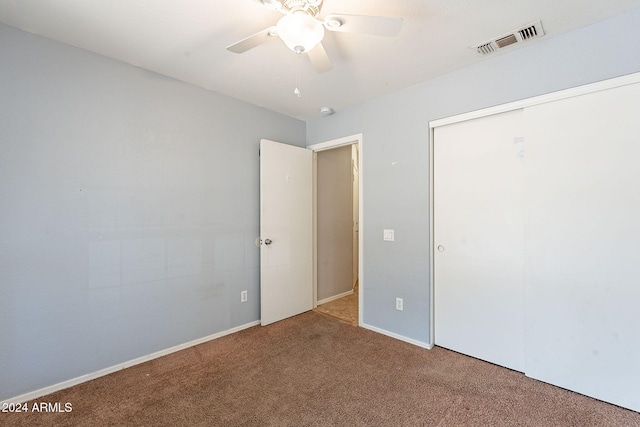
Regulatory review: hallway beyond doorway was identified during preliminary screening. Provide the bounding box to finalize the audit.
[314,282,358,326]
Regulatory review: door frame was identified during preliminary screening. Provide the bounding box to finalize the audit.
[428,71,640,350]
[308,133,364,326]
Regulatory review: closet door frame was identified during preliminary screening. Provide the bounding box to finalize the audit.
[427,71,640,349]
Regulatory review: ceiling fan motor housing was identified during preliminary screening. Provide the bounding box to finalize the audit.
[283,0,322,16]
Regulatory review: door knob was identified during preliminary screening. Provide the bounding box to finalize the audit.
[437,245,445,252]
[264,239,273,246]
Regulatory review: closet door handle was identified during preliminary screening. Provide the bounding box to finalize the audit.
[437,245,445,252]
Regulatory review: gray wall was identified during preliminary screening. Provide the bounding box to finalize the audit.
[307,8,640,345]
[4,7,640,402]
[0,23,305,401]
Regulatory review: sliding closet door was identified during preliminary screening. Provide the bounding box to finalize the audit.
[434,109,525,372]
[524,83,640,411]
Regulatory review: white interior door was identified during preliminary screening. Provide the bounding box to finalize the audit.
[260,139,313,326]
[434,109,525,372]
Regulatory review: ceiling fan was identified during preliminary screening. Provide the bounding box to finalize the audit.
[227,0,403,73]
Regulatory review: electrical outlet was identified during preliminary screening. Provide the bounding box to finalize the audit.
[241,290,248,303]
[396,297,403,311]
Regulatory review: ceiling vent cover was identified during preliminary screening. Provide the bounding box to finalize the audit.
[476,20,544,55]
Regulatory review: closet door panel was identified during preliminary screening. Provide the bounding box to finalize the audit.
[434,109,525,372]
[525,82,640,411]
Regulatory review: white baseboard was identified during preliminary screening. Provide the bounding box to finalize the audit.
[317,289,353,306]
[1,320,260,405]
[361,323,433,349]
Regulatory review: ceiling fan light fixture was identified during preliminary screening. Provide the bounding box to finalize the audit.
[262,0,283,11]
[276,12,325,53]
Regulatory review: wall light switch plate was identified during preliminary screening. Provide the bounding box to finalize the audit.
[383,229,395,241]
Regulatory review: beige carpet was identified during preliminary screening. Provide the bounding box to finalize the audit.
[3,311,640,426]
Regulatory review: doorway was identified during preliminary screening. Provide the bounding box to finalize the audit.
[309,134,362,326]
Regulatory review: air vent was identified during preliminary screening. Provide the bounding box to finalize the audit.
[519,24,539,40]
[475,20,544,55]
[495,34,517,49]
[477,42,496,55]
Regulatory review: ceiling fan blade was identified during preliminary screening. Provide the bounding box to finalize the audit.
[324,14,403,37]
[227,27,277,53]
[307,42,333,73]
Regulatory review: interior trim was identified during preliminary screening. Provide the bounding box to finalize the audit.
[430,71,640,128]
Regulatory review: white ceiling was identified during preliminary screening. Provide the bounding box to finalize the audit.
[2,0,640,120]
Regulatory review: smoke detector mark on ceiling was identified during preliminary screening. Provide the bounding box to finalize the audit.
[476,20,545,55]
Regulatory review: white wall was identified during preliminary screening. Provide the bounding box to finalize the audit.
[0,23,305,401]
[307,8,640,345]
